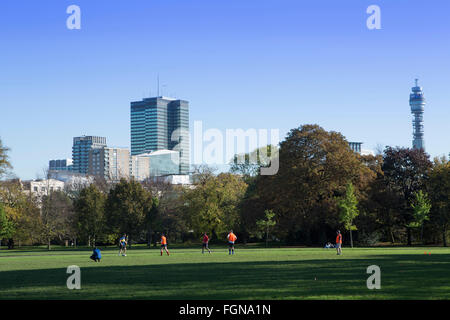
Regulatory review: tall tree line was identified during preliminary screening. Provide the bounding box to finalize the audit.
[1,129,449,248]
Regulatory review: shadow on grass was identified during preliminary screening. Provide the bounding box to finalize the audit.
[0,253,449,300]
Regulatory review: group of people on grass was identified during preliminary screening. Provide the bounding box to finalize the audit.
[90,229,343,262]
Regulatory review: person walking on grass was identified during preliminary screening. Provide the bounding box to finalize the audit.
[160,233,170,256]
[336,230,343,255]
[202,232,211,254]
[227,230,237,255]
[118,234,127,256]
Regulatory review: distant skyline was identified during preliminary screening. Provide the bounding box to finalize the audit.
[1,0,449,179]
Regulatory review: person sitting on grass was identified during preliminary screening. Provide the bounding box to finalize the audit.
[90,247,102,262]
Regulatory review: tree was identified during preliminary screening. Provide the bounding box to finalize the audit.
[105,179,153,244]
[256,209,277,247]
[145,196,159,247]
[338,182,359,248]
[0,180,42,246]
[0,138,12,178]
[255,124,365,244]
[74,184,106,247]
[141,179,176,245]
[183,172,247,240]
[366,176,403,244]
[408,190,431,244]
[41,191,74,250]
[0,203,15,248]
[428,157,450,246]
[237,175,265,243]
[230,145,278,180]
[382,147,432,245]
[191,164,216,185]
[230,146,279,243]
[353,154,385,244]
[158,188,188,244]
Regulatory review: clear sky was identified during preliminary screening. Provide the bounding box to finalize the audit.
[1,0,449,179]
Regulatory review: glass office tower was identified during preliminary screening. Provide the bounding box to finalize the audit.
[130,97,189,174]
[72,136,107,174]
[49,159,73,171]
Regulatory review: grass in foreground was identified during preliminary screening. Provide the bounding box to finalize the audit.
[0,246,449,299]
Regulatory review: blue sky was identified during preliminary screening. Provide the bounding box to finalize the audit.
[1,0,449,179]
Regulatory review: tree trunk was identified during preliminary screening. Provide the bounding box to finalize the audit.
[350,230,353,248]
[88,235,91,247]
[244,230,249,245]
[266,228,268,248]
[147,227,152,247]
[47,238,51,251]
[421,225,424,245]
[407,228,412,246]
[443,226,447,247]
[390,229,395,244]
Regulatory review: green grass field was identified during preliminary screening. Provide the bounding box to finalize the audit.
[1,246,449,300]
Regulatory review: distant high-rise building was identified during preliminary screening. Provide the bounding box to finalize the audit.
[348,142,374,156]
[409,79,426,150]
[72,136,107,174]
[349,142,363,153]
[130,96,189,174]
[88,147,130,181]
[49,159,73,171]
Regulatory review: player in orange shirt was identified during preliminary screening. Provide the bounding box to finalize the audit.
[227,230,237,255]
[160,233,170,256]
[336,230,342,255]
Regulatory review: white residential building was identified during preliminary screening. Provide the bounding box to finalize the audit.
[29,179,65,197]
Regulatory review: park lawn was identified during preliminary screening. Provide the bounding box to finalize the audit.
[0,246,449,300]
